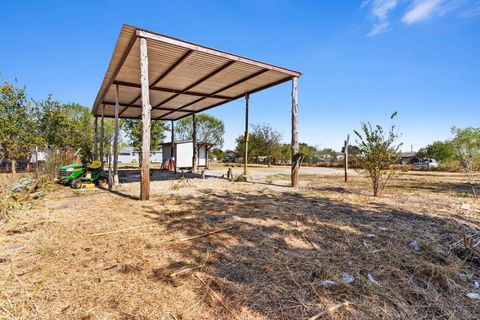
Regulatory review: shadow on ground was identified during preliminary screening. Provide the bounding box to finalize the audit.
[138,188,479,319]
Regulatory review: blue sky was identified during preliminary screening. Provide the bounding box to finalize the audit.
[1,0,479,151]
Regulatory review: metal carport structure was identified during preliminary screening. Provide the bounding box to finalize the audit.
[91,24,302,200]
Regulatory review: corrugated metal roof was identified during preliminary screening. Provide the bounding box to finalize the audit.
[92,25,301,121]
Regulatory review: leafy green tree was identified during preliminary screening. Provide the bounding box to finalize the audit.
[450,127,480,197]
[318,148,338,163]
[354,113,402,196]
[210,148,224,160]
[63,103,94,160]
[121,119,168,164]
[279,143,291,164]
[236,123,283,167]
[417,141,455,162]
[0,81,40,172]
[36,97,94,161]
[347,145,361,167]
[99,118,115,161]
[300,143,318,164]
[251,123,283,166]
[175,114,225,147]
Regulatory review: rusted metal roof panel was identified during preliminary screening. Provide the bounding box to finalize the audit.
[92,24,301,120]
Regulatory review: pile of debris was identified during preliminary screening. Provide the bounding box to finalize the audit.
[1,177,45,221]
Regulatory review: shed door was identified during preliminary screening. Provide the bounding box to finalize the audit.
[199,146,206,166]
[176,142,193,168]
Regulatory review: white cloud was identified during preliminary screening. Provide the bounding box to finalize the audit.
[402,0,448,24]
[364,0,479,35]
[365,0,399,36]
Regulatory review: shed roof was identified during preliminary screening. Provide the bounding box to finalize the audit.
[92,25,301,121]
[162,140,214,146]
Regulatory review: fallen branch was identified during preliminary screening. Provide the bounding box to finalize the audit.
[171,251,210,277]
[308,301,353,320]
[286,264,302,289]
[473,240,480,248]
[175,226,236,243]
[303,234,320,252]
[90,224,153,236]
[195,273,238,319]
[171,265,203,278]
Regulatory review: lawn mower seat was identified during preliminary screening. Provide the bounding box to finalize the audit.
[87,160,102,170]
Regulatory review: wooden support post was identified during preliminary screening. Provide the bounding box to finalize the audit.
[344,134,349,183]
[171,120,176,173]
[192,113,198,173]
[108,141,113,189]
[243,93,249,177]
[140,37,152,200]
[93,116,98,160]
[100,105,105,164]
[113,83,120,187]
[291,77,301,188]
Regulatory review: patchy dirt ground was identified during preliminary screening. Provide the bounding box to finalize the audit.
[1,169,479,319]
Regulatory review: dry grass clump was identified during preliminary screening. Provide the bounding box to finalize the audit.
[0,171,479,319]
[170,176,197,190]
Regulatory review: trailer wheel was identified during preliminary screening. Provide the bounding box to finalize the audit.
[71,179,83,189]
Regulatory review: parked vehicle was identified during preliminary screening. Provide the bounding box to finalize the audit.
[414,159,438,168]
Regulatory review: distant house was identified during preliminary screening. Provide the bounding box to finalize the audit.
[118,147,163,163]
[223,150,239,162]
[162,141,213,170]
[401,152,418,164]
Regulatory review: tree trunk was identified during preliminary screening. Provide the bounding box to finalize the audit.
[373,178,379,197]
[11,159,16,174]
[139,37,151,200]
[35,146,39,176]
[291,77,300,187]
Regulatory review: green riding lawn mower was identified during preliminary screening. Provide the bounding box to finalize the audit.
[57,160,108,189]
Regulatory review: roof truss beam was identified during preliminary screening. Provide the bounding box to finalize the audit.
[112,80,233,100]
[172,76,292,121]
[103,101,191,112]
[156,69,269,119]
[118,49,194,116]
[153,60,236,110]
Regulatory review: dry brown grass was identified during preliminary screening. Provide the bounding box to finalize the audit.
[0,170,479,319]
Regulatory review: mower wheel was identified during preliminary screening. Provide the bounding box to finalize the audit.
[97,177,108,189]
[71,179,83,189]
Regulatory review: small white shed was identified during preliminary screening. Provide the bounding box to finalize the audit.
[162,141,213,170]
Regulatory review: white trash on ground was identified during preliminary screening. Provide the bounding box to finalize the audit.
[466,292,480,300]
[321,280,336,288]
[368,274,380,285]
[343,272,355,284]
[409,240,420,252]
